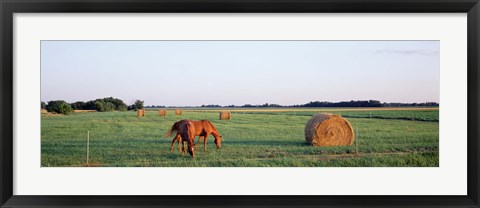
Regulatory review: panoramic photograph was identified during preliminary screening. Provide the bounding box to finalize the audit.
[41,40,439,167]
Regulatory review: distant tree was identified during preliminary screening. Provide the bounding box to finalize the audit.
[48,97,132,112]
[201,104,221,108]
[299,100,383,108]
[94,100,115,112]
[127,104,137,111]
[46,100,73,115]
[69,97,127,111]
[71,101,86,110]
[41,101,46,109]
[134,100,144,110]
[369,100,382,107]
[83,100,96,110]
[101,97,127,111]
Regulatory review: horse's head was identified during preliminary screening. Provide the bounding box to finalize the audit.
[215,135,222,149]
[187,144,195,158]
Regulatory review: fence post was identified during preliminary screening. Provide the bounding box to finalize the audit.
[87,131,90,164]
[355,128,359,155]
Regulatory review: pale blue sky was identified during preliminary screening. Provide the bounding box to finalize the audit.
[41,41,439,106]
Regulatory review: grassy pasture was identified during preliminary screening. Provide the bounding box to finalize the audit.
[41,108,439,167]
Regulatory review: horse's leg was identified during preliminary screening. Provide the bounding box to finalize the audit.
[181,140,186,157]
[203,135,209,151]
[170,136,177,151]
[175,134,182,151]
[171,134,180,151]
[195,136,204,150]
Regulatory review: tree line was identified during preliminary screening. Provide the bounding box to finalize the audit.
[42,98,439,115]
[197,100,439,108]
[41,97,144,115]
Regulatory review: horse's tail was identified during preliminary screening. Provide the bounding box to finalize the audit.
[165,122,179,138]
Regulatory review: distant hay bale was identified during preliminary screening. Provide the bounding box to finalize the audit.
[304,113,354,146]
[159,109,167,116]
[175,109,182,115]
[219,111,231,120]
[137,109,145,117]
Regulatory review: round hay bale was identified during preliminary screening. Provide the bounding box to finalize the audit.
[159,109,167,116]
[219,111,231,120]
[137,109,145,117]
[304,113,354,146]
[175,109,182,115]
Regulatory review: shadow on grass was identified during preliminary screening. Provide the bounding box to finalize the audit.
[224,139,307,147]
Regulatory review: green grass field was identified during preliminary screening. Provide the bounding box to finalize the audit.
[41,108,439,167]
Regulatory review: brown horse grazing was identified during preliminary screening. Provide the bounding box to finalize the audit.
[167,120,196,158]
[166,120,222,152]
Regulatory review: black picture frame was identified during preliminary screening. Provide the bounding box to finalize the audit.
[1,0,479,207]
